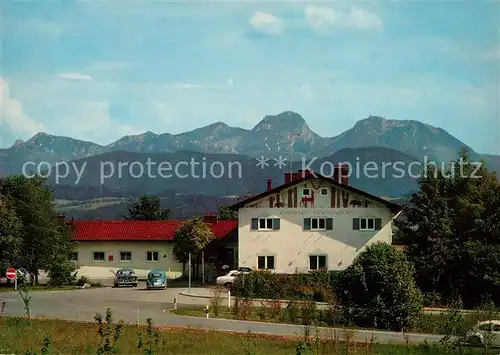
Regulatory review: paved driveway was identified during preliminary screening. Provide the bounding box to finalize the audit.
[0,287,448,345]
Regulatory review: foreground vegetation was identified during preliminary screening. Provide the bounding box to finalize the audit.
[174,293,500,336]
[0,310,487,355]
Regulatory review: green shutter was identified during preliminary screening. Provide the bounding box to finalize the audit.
[273,218,280,230]
[375,218,382,230]
[325,218,333,230]
[251,218,259,230]
[303,218,311,230]
[352,218,360,230]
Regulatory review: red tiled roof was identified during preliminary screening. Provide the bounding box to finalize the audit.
[71,219,238,241]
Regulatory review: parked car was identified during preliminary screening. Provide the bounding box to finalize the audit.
[113,268,138,287]
[466,320,500,347]
[216,269,251,288]
[146,269,167,290]
[16,268,33,284]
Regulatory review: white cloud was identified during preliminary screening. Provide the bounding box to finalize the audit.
[57,72,93,81]
[0,79,46,142]
[54,101,143,144]
[249,11,284,35]
[305,5,383,31]
[226,77,234,88]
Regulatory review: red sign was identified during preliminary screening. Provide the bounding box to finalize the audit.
[6,268,16,280]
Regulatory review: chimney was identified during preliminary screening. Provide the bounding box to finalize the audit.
[203,212,218,224]
[56,212,66,224]
[266,178,273,191]
[333,163,349,185]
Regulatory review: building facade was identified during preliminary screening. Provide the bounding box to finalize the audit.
[232,169,402,273]
[70,218,237,279]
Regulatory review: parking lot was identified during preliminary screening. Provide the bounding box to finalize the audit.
[0,283,211,323]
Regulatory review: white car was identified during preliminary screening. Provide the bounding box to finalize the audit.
[216,268,251,288]
[466,320,500,347]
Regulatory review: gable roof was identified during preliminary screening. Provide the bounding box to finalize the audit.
[230,173,401,212]
[71,219,238,242]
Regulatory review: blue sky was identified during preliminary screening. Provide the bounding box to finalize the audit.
[1,0,499,154]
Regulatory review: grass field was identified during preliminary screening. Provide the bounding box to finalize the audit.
[0,316,484,355]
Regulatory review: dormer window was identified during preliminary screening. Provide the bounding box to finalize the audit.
[302,188,310,196]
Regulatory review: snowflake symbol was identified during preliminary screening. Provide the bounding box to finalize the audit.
[256,155,270,169]
[273,156,287,169]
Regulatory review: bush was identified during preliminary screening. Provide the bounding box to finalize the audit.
[46,261,78,287]
[336,242,423,331]
[233,270,340,302]
[75,276,91,286]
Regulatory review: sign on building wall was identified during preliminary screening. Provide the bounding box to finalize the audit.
[278,209,355,217]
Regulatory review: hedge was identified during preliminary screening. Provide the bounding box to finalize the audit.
[233,270,341,302]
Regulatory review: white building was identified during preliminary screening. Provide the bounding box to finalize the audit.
[231,168,402,273]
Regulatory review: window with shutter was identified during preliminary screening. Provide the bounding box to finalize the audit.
[357,218,376,231]
[251,218,259,230]
[375,218,382,230]
[253,218,280,231]
[304,218,311,230]
[325,218,333,230]
[352,218,360,230]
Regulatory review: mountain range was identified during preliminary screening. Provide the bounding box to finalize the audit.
[0,111,498,219]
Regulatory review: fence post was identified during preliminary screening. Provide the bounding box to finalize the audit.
[174,295,178,310]
[205,305,209,319]
[228,290,231,308]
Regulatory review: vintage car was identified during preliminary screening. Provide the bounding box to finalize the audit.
[113,268,138,288]
[146,269,167,290]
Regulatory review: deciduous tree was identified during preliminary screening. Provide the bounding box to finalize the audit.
[217,205,238,220]
[0,175,77,284]
[0,197,23,273]
[172,217,214,273]
[336,242,423,331]
[397,148,500,307]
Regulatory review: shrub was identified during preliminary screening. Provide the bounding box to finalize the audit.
[75,275,91,286]
[46,261,78,286]
[336,242,423,331]
[233,270,338,302]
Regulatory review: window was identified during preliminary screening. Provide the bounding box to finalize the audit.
[353,218,382,231]
[309,255,327,270]
[70,252,78,261]
[146,251,159,262]
[251,218,280,230]
[303,218,333,230]
[257,256,275,270]
[302,188,310,196]
[479,323,494,331]
[93,252,105,262]
[320,188,328,195]
[120,251,132,262]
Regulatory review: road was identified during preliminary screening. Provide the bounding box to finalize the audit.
[0,284,448,345]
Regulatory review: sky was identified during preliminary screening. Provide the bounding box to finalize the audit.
[1,0,499,154]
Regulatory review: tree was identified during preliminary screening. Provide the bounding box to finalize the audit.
[172,217,214,273]
[336,242,423,331]
[125,195,171,220]
[0,197,23,273]
[397,148,500,307]
[0,175,77,285]
[217,205,238,220]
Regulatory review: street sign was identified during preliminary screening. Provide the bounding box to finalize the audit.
[6,268,17,280]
